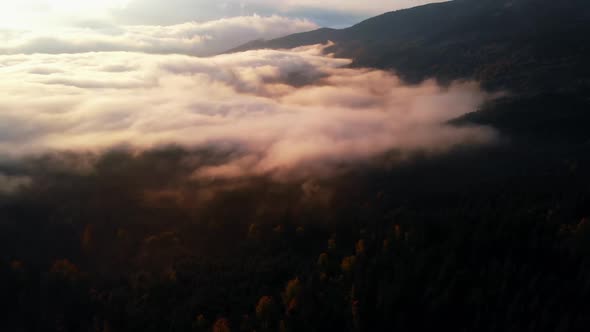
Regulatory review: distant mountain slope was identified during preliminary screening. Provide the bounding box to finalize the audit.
[229,0,590,94]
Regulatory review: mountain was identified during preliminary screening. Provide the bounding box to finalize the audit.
[229,0,590,94]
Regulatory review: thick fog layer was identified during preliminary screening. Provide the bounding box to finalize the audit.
[0,43,495,185]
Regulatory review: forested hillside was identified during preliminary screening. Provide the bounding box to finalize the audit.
[231,0,590,94]
[2,1,590,331]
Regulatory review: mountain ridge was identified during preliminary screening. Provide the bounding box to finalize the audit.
[228,0,590,94]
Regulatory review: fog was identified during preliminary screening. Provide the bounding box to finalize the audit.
[0,43,496,186]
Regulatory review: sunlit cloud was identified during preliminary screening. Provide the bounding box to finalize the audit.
[0,43,496,181]
[0,1,130,29]
[0,15,318,56]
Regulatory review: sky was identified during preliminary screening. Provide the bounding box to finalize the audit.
[0,0,495,189]
[0,1,446,29]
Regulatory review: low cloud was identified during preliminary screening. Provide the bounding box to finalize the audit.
[0,15,318,56]
[0,43,496,181]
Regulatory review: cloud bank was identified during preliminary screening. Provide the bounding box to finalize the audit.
[0,43,496,182]
[0,15,318,56]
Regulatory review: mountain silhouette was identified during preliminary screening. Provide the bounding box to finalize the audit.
[229,0,590,94]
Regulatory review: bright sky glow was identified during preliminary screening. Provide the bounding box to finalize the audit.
[0,1,129,28]
[47,0,128,10]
